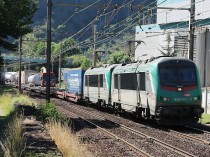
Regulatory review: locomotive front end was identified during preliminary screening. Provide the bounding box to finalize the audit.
[155,59,204,125]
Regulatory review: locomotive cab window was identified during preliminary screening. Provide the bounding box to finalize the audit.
[99,74,103,87]
[85,75,88,86]
[89,75,98,87]
[139,72,146,91]
[120,73,137,90]
[114,74,118,89]
[159,65,197,87]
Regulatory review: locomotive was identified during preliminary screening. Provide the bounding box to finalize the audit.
[55,56,204,125]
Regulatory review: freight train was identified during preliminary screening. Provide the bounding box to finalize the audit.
[2,70,56,88]
[55,57,204,125]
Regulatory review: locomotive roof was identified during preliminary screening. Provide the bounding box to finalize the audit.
[85,64,119,75]
[112,57,195,74]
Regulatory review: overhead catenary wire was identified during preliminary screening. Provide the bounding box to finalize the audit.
[5,0,210,67]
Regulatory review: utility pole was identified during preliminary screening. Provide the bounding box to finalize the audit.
[46,0,52,103]
[204,29,209,114]
[157,2,195,60]
[18,35,22,94]
[59,44,62,88]
[93,24,97,67]
[189,0,195,61]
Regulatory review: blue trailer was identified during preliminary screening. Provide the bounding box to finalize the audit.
[65,68,86,102]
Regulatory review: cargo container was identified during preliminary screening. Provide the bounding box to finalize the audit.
[65,68,86,102]
[21,70,37,84]
[28,73,41,86]
[41,72,56,87]
[3,72,17,82]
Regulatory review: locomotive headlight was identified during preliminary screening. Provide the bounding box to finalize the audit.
[177,87,182,91]
[160,97,171,101]
[193,97,198,100]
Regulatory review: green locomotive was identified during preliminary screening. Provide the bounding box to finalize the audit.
[83,57,204,125]
[111,57,203,125]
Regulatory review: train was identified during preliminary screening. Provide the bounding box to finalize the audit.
[1,70,56,88]
[54,56,204,125]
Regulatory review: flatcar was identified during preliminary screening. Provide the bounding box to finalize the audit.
[55,68,86,102]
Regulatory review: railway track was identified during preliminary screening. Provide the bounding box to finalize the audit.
[167,128,210,145]
[20,91,210,156]
[55,101,198,157]
[185,126,210,134]
[53,97,210,146]
[57,105,151,157]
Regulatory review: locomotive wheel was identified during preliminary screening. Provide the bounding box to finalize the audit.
[114,103,121,116]
[101,100,106,108]
[146,108,150,119]
[85,98,90,106]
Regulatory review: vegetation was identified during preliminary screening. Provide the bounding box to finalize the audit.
[36,103,63,122]
[0,0,37,51]
[200,114,210,124]
[0,91,35,116]
[66,55,92,68]
[0,85,16,95]
[46,120,92,157]
[159,33,178,57]
[12,94,38,107]
[0,94,15,116]
[0,114,25,157]
[107,51,131,64]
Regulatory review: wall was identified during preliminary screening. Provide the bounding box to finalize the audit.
[157,0,210,24]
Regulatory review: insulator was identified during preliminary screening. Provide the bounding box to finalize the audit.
[114,4,118,10]
[130,3,133,11]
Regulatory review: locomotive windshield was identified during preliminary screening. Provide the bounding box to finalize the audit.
[159,65,197,86]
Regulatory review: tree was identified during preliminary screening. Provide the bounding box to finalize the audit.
[0,0,37,51]
[159,33,178,57]
[107,51,131,64]
[66,55,91,68]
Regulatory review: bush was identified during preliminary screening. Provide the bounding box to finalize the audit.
[37,103,62,122]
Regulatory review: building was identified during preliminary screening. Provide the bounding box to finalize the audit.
[135,0,210,113]
[135,0,210,61]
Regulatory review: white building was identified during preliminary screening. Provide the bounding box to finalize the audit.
[135,0,210,61]
[135,0,210,113]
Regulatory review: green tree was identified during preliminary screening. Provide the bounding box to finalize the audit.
[0,0,37,51]
[22,33,37,57]
[159,33,178,57]
[66,55,91,68]
[107,51,131,64]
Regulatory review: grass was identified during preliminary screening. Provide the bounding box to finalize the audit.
[200,114,210,124]
[0,94,14,116]
[0,114,25,157]
[12,94,38,107]
[0,84,17,95]
[0,94,36,117]
[46,120,92,157]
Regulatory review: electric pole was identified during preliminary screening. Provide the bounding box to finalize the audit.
[18,35,22,94]
[204,29,209,114]
[189,0,195,61]
[93,24,97,67]
[59,43,62,88]
[46,0,52,103]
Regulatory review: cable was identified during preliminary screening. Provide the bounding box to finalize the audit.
[52,0,101,35]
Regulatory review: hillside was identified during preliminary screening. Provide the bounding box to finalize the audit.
[33,0,155,42]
